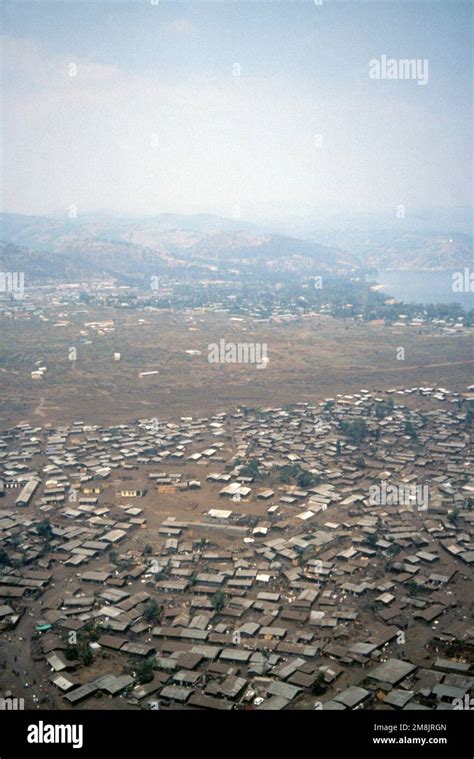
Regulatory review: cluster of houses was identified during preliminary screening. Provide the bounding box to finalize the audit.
[2,279,472,332]
[0,384,472,710]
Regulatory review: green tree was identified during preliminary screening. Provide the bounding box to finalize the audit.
[340,419,367,444]
[143,598,162,624]
[294,545,306,567]
[404,420,417,439]
[0,548,11,567]
[82,621,100,642]
[239,459,261,479]
[375,403,386,420]
[78,641,93,666]
[211,590,226,612]
[133,657,155,684]
[465,405,474,428]
[65,644,79,661]
[405,579,419,595]
[312,672,328,696]
[37,519,53,541]
[448,508,459,526]
[279,463,311,486]
[109,550,132,571]
[189,571,197,586]
[297,471,313,488]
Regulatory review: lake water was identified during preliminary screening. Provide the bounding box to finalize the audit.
[374,270,473,309]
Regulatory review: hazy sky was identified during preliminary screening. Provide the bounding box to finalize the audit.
[1,0,472,220]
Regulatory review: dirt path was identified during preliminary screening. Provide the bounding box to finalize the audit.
[33,396,47,418]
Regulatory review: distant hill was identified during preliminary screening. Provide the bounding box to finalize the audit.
[304,229,473,271]
[0,211,257,251]
[266,207,473,271]
[2,209,469,280]
[0,212,354,283]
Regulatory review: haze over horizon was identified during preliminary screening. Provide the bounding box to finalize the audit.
[1,0,472,221]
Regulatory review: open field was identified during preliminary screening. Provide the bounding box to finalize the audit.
[1,309,472,428]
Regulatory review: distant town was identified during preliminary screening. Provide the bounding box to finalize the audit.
[2,276,473,330]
